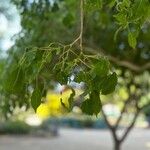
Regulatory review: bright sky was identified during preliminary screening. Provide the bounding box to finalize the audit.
[0,0,21,55]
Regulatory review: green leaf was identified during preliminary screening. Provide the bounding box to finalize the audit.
[60,98,68,111]
[3,67,25,94]
[31,87,42,112]
[75,70,88,83]
[107,0,116,8]
[56,71,68,85]
[128,31,137,49]
[81,90,101,116]
[22,49,36,67]
[113,13,127,26]
[85,0,103,11]
[101,72,117,95]
[63,13,75,28]
[51,2,59,12]
[93,58,110,77]
[68,88,76,111]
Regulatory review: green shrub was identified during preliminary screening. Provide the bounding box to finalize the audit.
[43,117,108,129]
[143,105,150,117]
[0,120,31,134]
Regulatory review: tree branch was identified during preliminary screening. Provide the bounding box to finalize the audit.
[107,55,150,73]
[115,94,136,129]
[120,108,140,143]
[101,108,113,130]
[115,100,129,129]
[101,108,119,142]
[83,46,150,73]
[67,0,84,50]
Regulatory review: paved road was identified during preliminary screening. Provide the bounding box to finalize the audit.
[0,128,150,150]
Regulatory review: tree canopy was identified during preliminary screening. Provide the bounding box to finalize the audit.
[0,0,150,117]
[0,1,150,150]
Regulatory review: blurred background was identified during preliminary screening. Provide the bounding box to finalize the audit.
[0,0,150,150]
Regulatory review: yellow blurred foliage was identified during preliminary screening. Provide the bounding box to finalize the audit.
[37,89,79,118]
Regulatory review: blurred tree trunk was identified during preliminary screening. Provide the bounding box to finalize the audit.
[102,91,141,150]
[114,142,121,150]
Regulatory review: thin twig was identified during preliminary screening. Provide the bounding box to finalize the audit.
[80,0,84,52]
